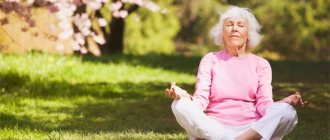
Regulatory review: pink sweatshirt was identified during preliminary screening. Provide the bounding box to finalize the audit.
[192,50,274,125]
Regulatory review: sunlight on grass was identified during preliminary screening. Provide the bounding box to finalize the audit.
[0,129,187,139]
[0,53,196,84]
[0,53,329,139]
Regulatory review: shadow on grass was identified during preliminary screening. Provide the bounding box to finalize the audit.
[82,53,201,75]
[0,112,52,131]
[0,71,30,92]
[0,71,185,133]
[269,60,329,83]
[81,53,329,83]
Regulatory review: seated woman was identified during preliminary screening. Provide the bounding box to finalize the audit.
[165,6,306,140]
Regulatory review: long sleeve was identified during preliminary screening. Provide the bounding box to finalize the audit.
[192,53,215,110]
[255,59,274,116]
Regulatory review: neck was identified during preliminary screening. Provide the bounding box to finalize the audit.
[226,45,247,58]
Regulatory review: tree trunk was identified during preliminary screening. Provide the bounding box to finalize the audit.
[98,2,139,55]
[108,17,125,54]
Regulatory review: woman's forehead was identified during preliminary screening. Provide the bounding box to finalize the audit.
[224,15,248,23]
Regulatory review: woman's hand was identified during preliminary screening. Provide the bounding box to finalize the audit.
[165,82,192,100]
[278,91,307,107]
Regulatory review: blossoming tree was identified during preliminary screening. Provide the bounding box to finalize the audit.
[0,0,160,55]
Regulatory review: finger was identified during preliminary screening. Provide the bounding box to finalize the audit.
[292,95,300,105]
[291,95,298,104]
[295,94,304,105]
[171,85,180,93]
[167,88,174,96]
[170,82,176,88]
[292,100,299,106]
[165,89,171,96]
[296,94,302,101]
[171,90,178,99]
[293,91,303,105]
[176,94,180,99]
[171,81,176,85]
[168,89,174,97]
[169,93,174,99]
[170,86,174,93]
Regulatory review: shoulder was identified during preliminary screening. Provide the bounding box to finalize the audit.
[201,51,219,63]
[249,54,272,74]
[249,53,271,67]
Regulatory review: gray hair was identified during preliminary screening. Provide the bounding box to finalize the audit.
[210,6,262,48]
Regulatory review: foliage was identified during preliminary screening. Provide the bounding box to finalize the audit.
[0,53,329,139]
[228,0,330,60]
[175,0,223,43]
[173,0,224,55]
[124,3,179,55]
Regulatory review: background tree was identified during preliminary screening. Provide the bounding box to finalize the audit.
[1,0,329,61]
[0,0,163,55]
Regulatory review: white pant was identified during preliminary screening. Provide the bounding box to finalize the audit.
[171,98,298,140]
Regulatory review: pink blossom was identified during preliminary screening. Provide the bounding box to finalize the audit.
[6,0,20,2]
[80,47,88,54]
[55,1,76,19]
[108,1,122,12]
[27,0,35,4]
[119,10,128,18]
[112,10,128,18]
[88,1,102,10]
[59,29,73,40]
[2,0,161,55]
[71,41,81,50]
[74,33,85,45]
[74,13,92,36]
[143,1,159,12]
[92,34,105,45]
[98,18,107,27]
[112,11,120,18]
[59,19,71,30]
[122,0,143,6]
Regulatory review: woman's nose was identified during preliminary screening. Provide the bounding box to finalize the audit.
[232,25,238,31]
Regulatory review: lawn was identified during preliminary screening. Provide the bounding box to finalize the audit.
[0,53,329,139]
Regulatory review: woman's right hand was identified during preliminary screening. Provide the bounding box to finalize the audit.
[165,82,192,100]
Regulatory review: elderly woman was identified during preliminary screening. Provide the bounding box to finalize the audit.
[165,6,306,140]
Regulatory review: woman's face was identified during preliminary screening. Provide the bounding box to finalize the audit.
[223,15,249,50]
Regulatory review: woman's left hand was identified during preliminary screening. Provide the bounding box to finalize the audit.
[278,92,307,107]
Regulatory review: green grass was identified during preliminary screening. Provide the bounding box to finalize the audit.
[0,53,329,139]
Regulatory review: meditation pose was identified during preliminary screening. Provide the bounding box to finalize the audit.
[165,6,306,140]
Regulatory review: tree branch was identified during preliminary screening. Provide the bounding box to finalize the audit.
[127,4,139,15]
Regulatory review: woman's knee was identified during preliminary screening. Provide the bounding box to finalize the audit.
[171,98,191,115]
[273,103,298,124]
